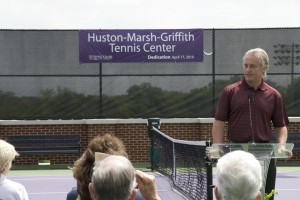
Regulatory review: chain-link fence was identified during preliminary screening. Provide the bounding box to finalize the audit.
[0,28,299,119]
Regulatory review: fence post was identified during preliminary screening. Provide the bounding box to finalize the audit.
[206,140,214,200]
[147,118,160,170]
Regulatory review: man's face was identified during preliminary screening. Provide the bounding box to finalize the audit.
[243,54,266,86]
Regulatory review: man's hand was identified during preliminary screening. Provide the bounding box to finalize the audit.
[135,170,161,200]
[207,146,224,160]
[278,145,293,159]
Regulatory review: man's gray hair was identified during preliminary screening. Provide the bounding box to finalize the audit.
[216,150,262,200]
[91,155,135,200]
[243,48,269,77]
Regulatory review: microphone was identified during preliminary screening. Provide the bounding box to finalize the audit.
[248,94,255,144]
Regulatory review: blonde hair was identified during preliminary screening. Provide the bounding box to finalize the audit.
[0,139,19,172]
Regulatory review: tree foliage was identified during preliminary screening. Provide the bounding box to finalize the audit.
[0,77,299,119]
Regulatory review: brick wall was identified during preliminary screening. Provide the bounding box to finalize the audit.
[0,118,299,165]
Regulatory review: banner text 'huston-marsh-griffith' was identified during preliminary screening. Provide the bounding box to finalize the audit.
[79,29,203,63]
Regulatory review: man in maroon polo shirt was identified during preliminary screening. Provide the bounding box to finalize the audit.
[212,48,293,200]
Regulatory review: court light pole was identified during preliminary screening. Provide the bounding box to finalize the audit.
[273,43,300,115]
[273,43,300,86]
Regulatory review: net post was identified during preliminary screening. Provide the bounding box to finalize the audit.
[147,118,160,171]
[206,140,214,200]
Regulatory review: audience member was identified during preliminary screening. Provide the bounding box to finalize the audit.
[67,134,144,200]
[0,139,29,200]
[215,150,262,200]
[89,155,161,200]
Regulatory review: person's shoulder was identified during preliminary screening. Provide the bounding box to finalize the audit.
[261,81,281,96]
[0,178,28,199]
[2,178,26,189]
[223,80,242,91]
[67,187,78,200]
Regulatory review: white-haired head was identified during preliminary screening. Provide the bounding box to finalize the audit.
[215,150,262,200]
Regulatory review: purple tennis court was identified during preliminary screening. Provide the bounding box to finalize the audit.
[8,167,300,200]
[8,170,76,200]
[8,170,187,200]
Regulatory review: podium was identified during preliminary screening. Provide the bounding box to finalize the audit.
[209,143,294,200]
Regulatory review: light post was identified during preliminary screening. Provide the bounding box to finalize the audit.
[273,43,300,115]
[273,43,300,86]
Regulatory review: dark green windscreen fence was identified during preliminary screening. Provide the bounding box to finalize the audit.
[0,28,299,119]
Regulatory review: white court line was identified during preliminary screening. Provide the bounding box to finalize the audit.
[10,177,74,181]
[276,189,300,191]
[28,192,67,194]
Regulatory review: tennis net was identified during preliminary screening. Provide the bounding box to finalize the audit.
[148,126,213,200]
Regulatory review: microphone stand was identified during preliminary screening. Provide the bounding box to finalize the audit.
[248,95,255,145]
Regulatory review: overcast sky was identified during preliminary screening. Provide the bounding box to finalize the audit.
[1,0,300,30]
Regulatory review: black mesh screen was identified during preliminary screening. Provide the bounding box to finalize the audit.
[150,128,209,200]
[0,28,299,119]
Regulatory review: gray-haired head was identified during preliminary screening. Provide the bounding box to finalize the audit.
[243,48,269,77]
[90,155,135,200]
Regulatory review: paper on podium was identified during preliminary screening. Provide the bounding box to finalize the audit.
[208,143,294,159]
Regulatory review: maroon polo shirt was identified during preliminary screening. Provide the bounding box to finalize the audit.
[215,78,289,142]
